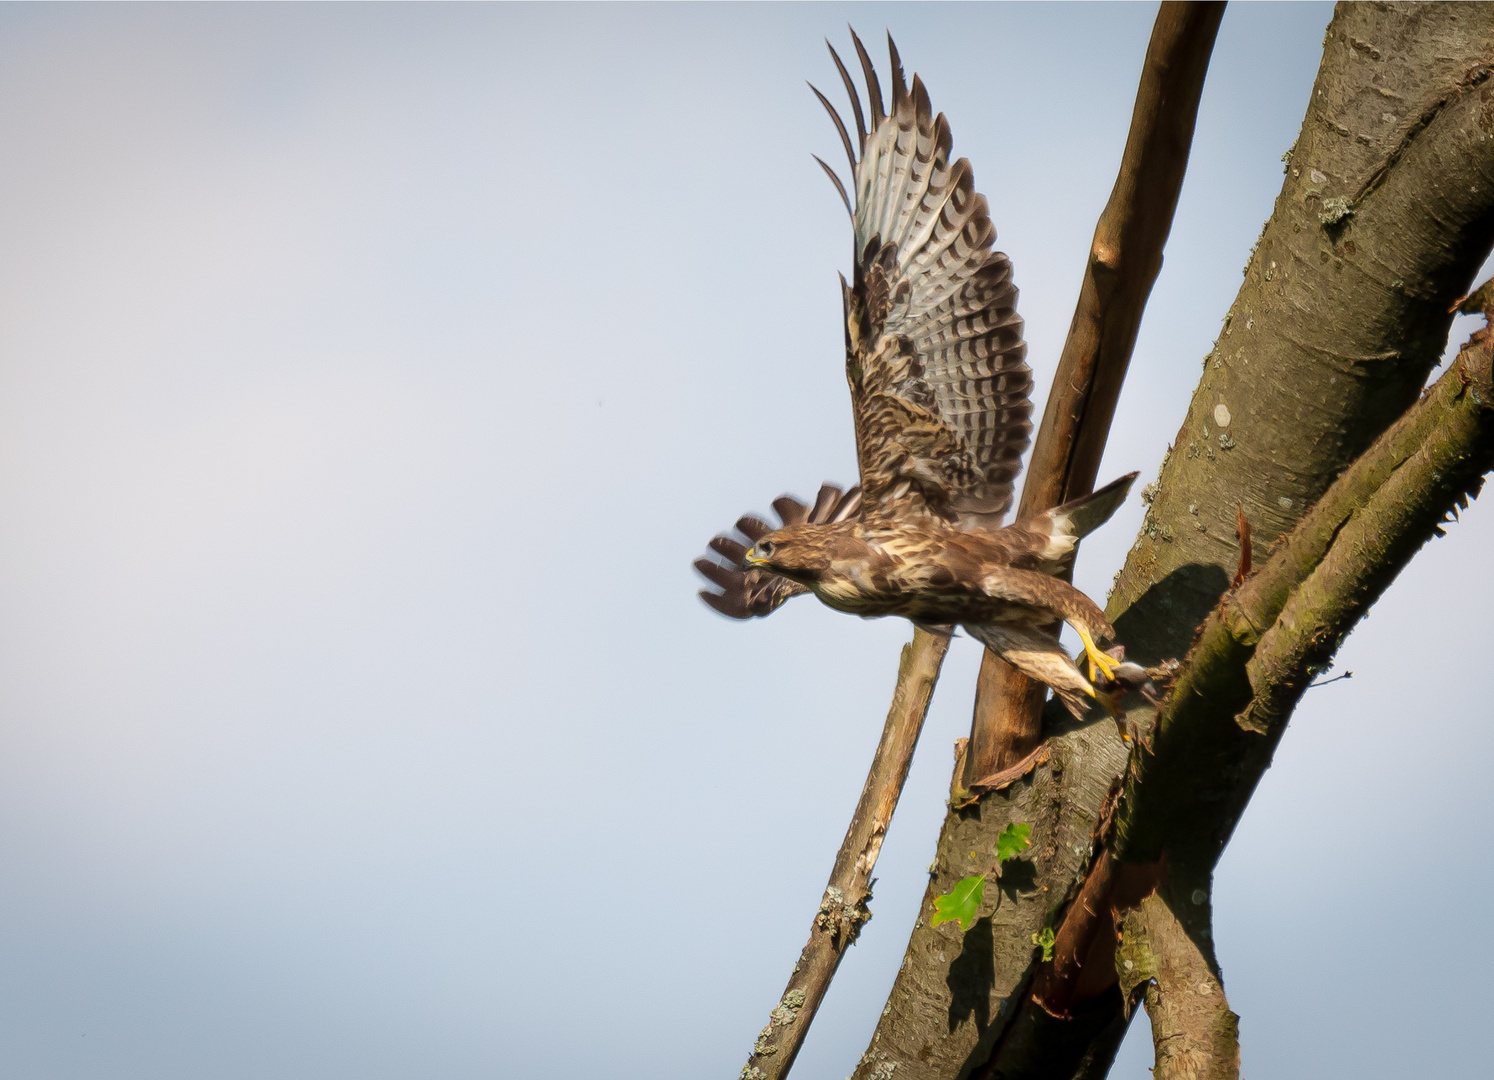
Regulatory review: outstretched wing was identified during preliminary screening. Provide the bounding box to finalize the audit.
[815,32,1032,530]
[695,483,862,619]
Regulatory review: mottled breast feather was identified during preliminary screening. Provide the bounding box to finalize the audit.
[815,31,1033,531]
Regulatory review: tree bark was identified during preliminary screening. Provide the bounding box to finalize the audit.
[1116,315,1494,867]
[965,1,1225,784]
[1111,0,1494,671]
[861,4,1494,1078]
[1115,879,1239,1080]
[986,4,1494,1076]
[1088,313,1494,1079]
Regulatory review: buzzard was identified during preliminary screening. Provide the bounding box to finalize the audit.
[695,32,1140,719]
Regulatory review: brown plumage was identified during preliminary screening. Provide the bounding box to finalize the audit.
[695,31,1139,719]
[693,483,862,619]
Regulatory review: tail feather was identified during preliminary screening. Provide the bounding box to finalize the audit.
[1010,471,1139,577]
[1049,471,1140,540]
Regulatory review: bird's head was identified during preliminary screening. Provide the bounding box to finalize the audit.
[742,523,834,585]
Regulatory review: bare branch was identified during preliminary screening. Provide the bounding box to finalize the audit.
[966,1,1225,781]
[740,629,949,1080]
[1116,317,1494,867]
[1025,0,1227,510]
[1116,881,1240,1080]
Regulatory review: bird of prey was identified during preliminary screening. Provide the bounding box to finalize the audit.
[695,32,1140,719]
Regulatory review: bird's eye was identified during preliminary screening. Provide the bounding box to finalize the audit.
[759,541,775,558]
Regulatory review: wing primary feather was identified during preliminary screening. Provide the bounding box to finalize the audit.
[850,26,884,126]
[809,83,857,175]
[887,33,908,112]
[699,588,744,619]
[838,271,854,356]
[773,495,809,525]
[708,535,748,563]
[694,558,738,592]
[813,155,854,220]
[810,483,842,521]
[699,558,747,591]
[826,41,866,153]
[735,515,773,541]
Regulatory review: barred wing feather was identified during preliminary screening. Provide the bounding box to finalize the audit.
[821,32,1032,530]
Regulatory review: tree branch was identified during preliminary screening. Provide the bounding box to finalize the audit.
[965,0,1225,783]
[1116,315,1494,868]
[740,629,949,1080]
[1034,311,1494,1079]
[1025,0,1227,511]
[1115,880,1239,1080]
[982,4,1494,1074]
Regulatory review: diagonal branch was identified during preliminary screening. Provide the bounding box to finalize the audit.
[1034,312,1494,1076]
[739,629,949,1080]
[965,0,1225,783]
[1115,316,1494,868]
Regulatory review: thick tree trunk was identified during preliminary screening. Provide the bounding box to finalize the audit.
[857,5,1494,1078]
[1112,0,1494,668]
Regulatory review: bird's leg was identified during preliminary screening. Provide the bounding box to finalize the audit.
[1075,624,1119,683]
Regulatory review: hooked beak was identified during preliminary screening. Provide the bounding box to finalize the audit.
[743,547,767,567]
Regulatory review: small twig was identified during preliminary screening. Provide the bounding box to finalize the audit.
[965,743,1052,796]
[1308,670,1353,688]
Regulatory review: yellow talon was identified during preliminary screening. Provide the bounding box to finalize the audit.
[1076,625,1118,683]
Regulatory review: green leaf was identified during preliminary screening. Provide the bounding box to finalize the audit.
[1032,925,1056,962]
[930,874,985,932]
[996,822,1032,863]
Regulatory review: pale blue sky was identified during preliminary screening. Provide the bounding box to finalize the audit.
[0,4,1487,1078]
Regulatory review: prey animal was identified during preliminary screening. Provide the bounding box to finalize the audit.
[695,32,1142,719]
